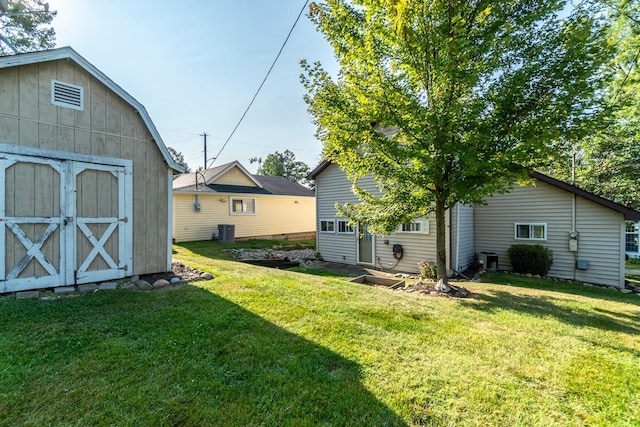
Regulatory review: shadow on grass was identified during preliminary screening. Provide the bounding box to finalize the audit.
[0,287,405,426]
[460,289,640,336]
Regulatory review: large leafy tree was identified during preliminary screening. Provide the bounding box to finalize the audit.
[167,146,191,173]
[258,150,311,184]
[302,0,613,283]
[0,0,56,55]
[547,0,640,209]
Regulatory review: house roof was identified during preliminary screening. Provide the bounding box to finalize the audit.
[173,161,314,197]
[0,47,183,173]
[172,161,263,190]
[306,159,331,180]
[307,160,640,220]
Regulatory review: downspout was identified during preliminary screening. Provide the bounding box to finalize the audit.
[455,203,460,271]
[572,153,577,281]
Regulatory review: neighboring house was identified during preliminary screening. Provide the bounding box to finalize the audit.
[172,161,315,242]
[0,47,183,293]
[308,162,640,288]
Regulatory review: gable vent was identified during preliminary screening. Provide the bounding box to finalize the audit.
[51,80,84,111]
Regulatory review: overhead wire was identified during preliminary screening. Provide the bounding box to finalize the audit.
[208,0,310,167]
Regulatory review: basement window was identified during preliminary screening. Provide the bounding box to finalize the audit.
[230,198,256,215]
[515,223,547,240]
[51,80,84,111]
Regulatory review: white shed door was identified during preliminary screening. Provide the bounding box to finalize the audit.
[1,154,132,292]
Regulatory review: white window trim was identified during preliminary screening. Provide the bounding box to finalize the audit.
[336,219,354,234]
[320,219,336,233]
[397,220,429,234]
[230,197,256,215]
[514,223,547,241]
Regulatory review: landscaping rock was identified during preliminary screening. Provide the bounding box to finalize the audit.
[54,286,75,294]
[434,279,451,293]
[152,279,170,289]
[16,290,40,300]
[99,282,118,290]
[619,288,633,294]
[78,283,99,293]
[170,277,181,285]
[200,272,214,280]
[135,280,153,290]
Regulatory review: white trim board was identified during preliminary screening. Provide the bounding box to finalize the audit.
[0,143,132,168]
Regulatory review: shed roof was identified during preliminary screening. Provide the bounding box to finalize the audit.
[307,160,640,220]
[0,46,183,172]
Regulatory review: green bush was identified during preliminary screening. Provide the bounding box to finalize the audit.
[418,260,437,280]
[507,244,553,276]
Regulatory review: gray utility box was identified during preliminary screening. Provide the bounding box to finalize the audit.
[576,259,589,270]
[479,252,499,271]
[218,224,235,243]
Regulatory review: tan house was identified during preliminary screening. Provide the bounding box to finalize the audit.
[0,47,183,293]
[308,162,640,288]
[172,161,315,242]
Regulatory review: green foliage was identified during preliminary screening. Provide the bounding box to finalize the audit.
[302,0,615,282]
[167,146,191,173]
[258,150,310,184]
[418,260,437,281]
[507,244,554,276]
[545,1,640,209]
[0,0,56,55]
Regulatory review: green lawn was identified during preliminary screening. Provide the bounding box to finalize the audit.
[1,240,639,426]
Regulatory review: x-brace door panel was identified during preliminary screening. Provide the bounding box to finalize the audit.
[71,162,132,284]
[1,153,132,292]
[0,155,65,292]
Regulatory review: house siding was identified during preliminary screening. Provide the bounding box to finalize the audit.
[475,181,624,287]
[451,203,475,272]
[315,163,442,273]
[215,167,258,186]
[173,193,314,242]
[0,59,170,277]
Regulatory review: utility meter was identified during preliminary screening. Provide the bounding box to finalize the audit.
[568,231,578,252]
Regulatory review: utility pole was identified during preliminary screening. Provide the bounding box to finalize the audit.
[201,132,208,170]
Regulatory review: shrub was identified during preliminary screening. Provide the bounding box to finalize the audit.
[507,244,553,276]
[418,260,437,280]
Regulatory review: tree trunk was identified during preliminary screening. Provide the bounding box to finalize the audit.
[435,197,448,284]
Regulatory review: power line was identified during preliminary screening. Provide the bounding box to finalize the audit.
[208,0,310,168]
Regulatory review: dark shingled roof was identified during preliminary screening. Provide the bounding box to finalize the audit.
[174,173,314,197]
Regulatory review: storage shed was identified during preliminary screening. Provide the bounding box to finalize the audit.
[0,47,183,293]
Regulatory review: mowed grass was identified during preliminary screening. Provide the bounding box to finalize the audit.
[0,241,638,426]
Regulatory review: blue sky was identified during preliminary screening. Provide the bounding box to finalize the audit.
[48,0,338,173]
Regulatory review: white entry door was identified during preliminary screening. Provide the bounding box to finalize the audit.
[1,153,132,292]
